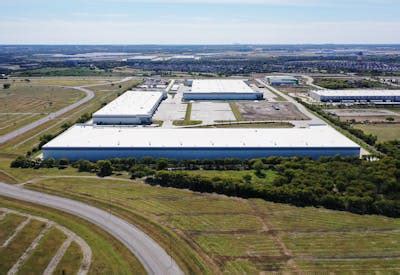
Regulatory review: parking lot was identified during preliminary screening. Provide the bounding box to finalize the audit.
[191,102,235,124]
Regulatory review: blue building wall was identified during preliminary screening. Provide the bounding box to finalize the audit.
[43,147,361,161]
[182,93,263,100]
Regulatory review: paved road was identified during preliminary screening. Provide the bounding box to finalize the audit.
[301,75,325,90]
[0,77,133,145]
[0,182,183,275]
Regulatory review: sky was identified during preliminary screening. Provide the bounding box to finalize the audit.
[0,0,399,44]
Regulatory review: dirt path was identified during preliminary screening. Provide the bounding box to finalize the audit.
[7,222,52,275]
[248,200,301,274]
[2,214,31,248]
[1,208,92,275]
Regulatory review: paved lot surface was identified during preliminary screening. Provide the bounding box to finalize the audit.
[0,182,183,275]
[154,93,187,128]
[191,102,235,123]
[238,101,309,121]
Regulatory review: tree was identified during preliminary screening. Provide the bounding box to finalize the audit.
[77,160,94,172]
[97,160,113,177]
[3,83,11,89]
[130,164,155,179]
[61,122,72,131]
[242,174,252,183]
[252,159,265,177]
[156,159,169,170]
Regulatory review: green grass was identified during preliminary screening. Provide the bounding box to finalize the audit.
[14,67,112,77]
[22,176,400,274]
[54,241,83,275]
[0,213,26,243]
[165,214,263,231]
[173,120,202,126]
[0,83,85,136]
[195,234,281,257]
[354,124,400,142]
[0,79,141,156]
[0,219,45,273]
[0,197,146,274]
[185,103,192,121]
[229,102,243,121]
[283,231,400,258]
[222,259,260,274]
[18,227,67,274]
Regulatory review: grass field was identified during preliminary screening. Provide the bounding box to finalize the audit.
[0,82,85,136]
[0,78,141,157]
[19,176,400,274]
[0,196,146,274]
[354,123,400,142]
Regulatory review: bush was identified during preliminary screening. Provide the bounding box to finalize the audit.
[130,165,155,179]
[97,160,113,177]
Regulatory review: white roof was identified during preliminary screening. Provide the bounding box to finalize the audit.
[189,79,257,94]
[93,91,163,117]
[43,125,359,149]
[312,89,400,97]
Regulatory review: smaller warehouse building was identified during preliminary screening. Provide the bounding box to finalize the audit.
[310,89,400,103]
[183,79,263,100]
[266,76,299,86]
[43,125,360,161]
[93,91,164,125]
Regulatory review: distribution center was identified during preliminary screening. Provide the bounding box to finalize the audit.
[92,91,164,125]
[183,79,263,100]
[43,125,360,161]
[310,89,400,103]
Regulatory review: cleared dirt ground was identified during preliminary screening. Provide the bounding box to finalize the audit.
[326,108,400,123]
[237,101,309,121]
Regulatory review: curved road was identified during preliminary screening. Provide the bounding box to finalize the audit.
[0,182,183,275]
[0,77,133,145]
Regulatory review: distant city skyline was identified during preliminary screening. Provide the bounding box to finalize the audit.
[1,0,399,44]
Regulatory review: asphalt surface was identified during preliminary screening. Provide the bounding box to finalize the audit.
[0,77,134,145]
[0,182,183,275]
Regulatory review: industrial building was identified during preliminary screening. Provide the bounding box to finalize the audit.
[183,79,263,100]
[266,76,299,86]
[92,91,164,125]
[310,89,400,103]
[42,125,360,161]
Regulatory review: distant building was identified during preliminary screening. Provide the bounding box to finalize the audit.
[266,76,299,86]
[310,89,400,104]
[183,79,263,100]
[0,74,8,79]
[92,91,164,125]
[43,125,360,161]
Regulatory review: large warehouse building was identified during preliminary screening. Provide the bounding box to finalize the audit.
[92,91,164,125]
[183,79,263,100]
[310,89,400,103]
[43,125,360,161]
[266,76,299,86]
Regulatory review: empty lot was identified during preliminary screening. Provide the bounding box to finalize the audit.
[326,108,400,123]
[237,101,309,121]
[191,102,235,124]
